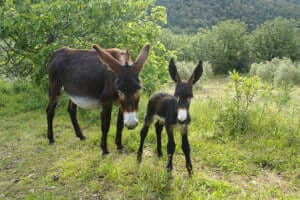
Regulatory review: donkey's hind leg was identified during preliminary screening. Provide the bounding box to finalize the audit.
[68,100,86,140]
[46,81,62,144]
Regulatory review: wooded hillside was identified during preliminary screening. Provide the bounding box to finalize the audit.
[156,0,300,33]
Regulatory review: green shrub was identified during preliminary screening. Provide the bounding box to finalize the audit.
[250,57,300,86]
[249,17,299,62]
[214,71,262,136]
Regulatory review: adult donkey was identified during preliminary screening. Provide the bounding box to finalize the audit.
[46,44,150,154]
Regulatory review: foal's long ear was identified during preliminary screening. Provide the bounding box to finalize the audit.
[188,60,203,85]
[93,44,122,73]
[132,44,151,73]
[168,58,181,83]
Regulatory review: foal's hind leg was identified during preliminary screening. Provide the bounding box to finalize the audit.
[155,121,163,157]
[137,115,153,163]
[46,81,62,144]
[68,100,86,140]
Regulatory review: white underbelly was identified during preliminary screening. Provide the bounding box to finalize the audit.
[68,95,101,109]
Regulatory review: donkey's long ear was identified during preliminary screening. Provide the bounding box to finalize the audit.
[168,58,181,83]
[93,44,122,73]
[188,60,203,85]
[133,44,151,73]
[125,48,132,65]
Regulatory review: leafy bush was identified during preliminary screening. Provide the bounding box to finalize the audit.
[204,20,250,74]
[249,17,300,62]
[214,71,262,136]
[250,57,300,86]
[0,0,171,95]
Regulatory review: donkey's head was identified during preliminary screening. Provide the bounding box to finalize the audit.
[93,44,151,129]
[168,58,203,123]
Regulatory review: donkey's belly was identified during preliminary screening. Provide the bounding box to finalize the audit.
[68,95,101,109]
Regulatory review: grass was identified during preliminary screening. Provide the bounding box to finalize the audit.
[0,77,300,199]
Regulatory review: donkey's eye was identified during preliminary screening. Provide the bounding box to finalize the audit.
[118,91,125,100]
[133,90,140,100]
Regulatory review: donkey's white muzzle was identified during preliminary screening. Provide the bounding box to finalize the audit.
[177,109,187,122]
[124,112,138,129]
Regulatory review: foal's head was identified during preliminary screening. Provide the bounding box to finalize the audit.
[168,58,203,123]
[93,44,151,129]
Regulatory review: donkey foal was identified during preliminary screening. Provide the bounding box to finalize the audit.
[137,58,203,175]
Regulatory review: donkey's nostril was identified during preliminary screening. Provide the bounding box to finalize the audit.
[123,112,138,129]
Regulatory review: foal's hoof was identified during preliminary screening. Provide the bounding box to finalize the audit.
[79,135,86,141]
[117,146,125,153]
[137,153,142,163]
[157,152,163,157]
[48,139,55,145]
[102,151,110,156]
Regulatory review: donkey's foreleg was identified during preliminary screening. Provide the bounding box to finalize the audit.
[100,103,112,155]
[68,100,85,141]
[115,108,124,151]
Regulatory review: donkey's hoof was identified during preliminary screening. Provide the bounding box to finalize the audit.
[157,152,163,157]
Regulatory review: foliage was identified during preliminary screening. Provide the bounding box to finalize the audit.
[0,0,171,95]
[156,0,300,33]
[214,71,262,136]
[160,21,250,74]
[250,57,300,87]
[248,17,300,62]
[204,20,250,74]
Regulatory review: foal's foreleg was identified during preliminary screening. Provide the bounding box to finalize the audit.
[181,126,192,175]
[166,124,175,172]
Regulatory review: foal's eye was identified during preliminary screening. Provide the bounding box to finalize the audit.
[118,91,125,100]
[187,98,191,103]
[133,90,140,100]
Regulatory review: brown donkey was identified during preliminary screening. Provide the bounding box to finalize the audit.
[137,58,203,175]
[46,44,150,154]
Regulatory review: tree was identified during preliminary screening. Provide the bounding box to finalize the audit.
[205,20,249,74]
[249,17,300,62]
[0,0,171,95]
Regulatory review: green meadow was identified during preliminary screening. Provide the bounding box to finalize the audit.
[1,75,299,200]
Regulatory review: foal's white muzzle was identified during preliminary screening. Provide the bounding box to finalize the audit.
[123,112,138,129]
[177,109,187,122]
